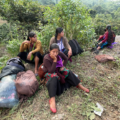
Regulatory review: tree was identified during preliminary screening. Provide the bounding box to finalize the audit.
[33,0,55,5]
[38,0,95,50]
[0,0,46,33]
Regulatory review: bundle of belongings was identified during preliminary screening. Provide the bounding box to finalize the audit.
[95,54,115,63]
[0,57,39,108]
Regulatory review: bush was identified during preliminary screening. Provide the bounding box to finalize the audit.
[0,55,9,70]
[6,39,22,57]
[0,0,46,33]
[38,23,55,52]
[94,12,120,36]
[0,23,19,43]
[38,0,95,50]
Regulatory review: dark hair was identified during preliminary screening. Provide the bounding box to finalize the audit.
[50,43,60,51]
[106,25,113,45]
[27,31,36,41]
[55,27,63,43]
[104,29,106,32]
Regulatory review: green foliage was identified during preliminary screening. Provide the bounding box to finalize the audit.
[34,0,56,5]
[80,95,101,120]
[34,0,61,5]
[82,0,120,35]
[38,24,54,52]
[0,23,19,42]
[6,39,22,56]
[0,0,46,32]
[80,0,120,35]
[94,11,120,35]
[0,55,9,70]
[81,0,120,11]
[38,0,95,50]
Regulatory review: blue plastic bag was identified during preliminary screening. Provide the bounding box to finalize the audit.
[0,74,19,108]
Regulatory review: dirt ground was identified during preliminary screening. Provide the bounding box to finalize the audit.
[0,36,120,120]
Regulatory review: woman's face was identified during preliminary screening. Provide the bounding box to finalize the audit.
[50,48,59,57]
[59,31,64,37]
[30,35,37,42]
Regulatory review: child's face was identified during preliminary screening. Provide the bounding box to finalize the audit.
[30,35,37,42]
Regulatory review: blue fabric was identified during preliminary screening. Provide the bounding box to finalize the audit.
[101,42,108,49]
[0,75,19,108]
[62,48,66,53]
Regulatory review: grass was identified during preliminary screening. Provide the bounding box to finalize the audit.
[0,37,120,120]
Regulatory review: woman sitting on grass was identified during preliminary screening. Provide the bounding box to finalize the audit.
[49,27,72,61]
[17,31,44,75]
[94,25,114,54]
[42,43,89,113]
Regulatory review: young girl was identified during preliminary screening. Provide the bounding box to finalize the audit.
[42,43,89,113]
[49,27,72,59]
[17,32,44,75]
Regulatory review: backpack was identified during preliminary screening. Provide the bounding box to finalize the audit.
[15,70,39,100]
[0,65,23,80]
[38,63,45,79]
[69,39,84,56]
[38,63,46,84]
[7,57,25,71]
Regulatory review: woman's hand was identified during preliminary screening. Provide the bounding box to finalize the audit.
[22,40,30,44]
[68,50,72,58]
[98,42,102,45]
[27,52,32,60]
[50,54,57,62]
[59,66,65,71]
[62,60,64,64]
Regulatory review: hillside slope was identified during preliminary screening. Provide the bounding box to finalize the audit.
[0,36,120,120]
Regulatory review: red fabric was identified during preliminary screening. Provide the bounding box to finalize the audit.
[38,63,46,79]
[102,31,108,43]
[99,35,104,40]
[30,43,33,49]
[30,43,36,50]
[55,67,65,84]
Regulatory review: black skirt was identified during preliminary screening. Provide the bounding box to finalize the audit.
[17,52,43,64]
[46,70,80,98]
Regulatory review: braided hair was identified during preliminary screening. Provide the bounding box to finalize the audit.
[106,25,113,45]
[55,27,63,43]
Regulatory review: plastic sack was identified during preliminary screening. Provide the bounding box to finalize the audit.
[0,74,19,108]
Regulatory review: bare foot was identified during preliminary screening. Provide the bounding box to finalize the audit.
[35,69,38,75]
[77,83,89,93]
